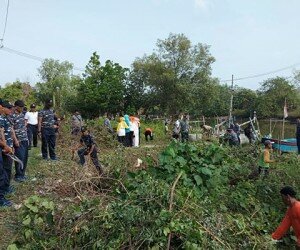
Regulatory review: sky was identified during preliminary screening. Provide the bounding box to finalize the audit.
[0,0,300,89]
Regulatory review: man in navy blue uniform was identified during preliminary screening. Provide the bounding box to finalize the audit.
[11,100,29,182]
[38,100,58,160]
[0,100,14,206]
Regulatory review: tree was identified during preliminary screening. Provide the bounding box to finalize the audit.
[75,52,128,118]
[0,81,36,106]
[233,87,258,117]
[256,77,300,117]
[36,58,76,111]
[127,33,216,115]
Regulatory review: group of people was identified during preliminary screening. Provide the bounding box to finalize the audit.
[171,115,190,142]
[0,98,59,207]
[116,114,140,147]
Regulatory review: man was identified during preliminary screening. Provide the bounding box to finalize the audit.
[38,99,58,160]
[71,110,83,135]
[0,101,13,207]
[25,104,38,149]
[272,186,300,249]
[180,115,189,143]
[225,128,239,146]
[258,140,274,177]
[11,100,29,182]
[77,126,103,174]
[296,118,300,154]
[0,100,15,198]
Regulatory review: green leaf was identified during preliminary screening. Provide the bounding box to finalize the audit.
[200,168,212,176]
[163,227,170,236]
[7,244,18,250]
[24,229,33,239]
[193,175,203,186]
[22,215,31,226]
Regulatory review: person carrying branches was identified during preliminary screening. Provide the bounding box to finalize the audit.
[77,126,103,175]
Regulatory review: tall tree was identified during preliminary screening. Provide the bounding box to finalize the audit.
[127,33,216,115]
[36,58,75,111]
[75,52,128,118]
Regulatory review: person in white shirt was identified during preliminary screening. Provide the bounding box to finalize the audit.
[25,104,38,149]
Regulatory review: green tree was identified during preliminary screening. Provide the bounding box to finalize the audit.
[0,81,36,106]
[127,33,216,115]
[233,87,257,117]
[75,52,128,118]
[256,77,300,117]
[36,58,76,111]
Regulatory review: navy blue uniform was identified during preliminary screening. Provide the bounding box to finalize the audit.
[10,112,29,179]
[78,134,102,173]
[38,109,56,160]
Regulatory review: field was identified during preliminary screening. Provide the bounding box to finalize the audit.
[0,119,300,249]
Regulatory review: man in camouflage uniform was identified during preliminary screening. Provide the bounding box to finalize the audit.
[38,99,58,160]
[0,100,15,203]
[11,100,29,182]
[0,100,14,206]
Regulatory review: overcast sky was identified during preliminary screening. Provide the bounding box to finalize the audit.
[0,0,299,89]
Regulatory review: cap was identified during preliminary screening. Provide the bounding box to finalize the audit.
[264,140,274,146]
[1,101,13,109]
[14,100,25,107]
[30,104,36,108]
[45,99,53,104]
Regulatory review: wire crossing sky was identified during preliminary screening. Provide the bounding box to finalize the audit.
[0,0,300,89]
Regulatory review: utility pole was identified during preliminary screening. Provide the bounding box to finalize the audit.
[229,74,234,126]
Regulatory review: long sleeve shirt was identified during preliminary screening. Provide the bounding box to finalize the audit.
[272,201,300,246]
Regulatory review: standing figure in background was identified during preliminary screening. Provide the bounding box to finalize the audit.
[258,140,274,177]
[130,115,140,147]
[116,116,128,146]
[233,122,241,145]
[124,115,133,147]
[172,120,181,140]
[225,128,239,146]
[11,100,29,182]
[296,118,300,154]
[25,104,38,149]
[38,99,58,161]
[244,124,255,144]
[104,114,114,134]
[180,115,189,143]
[71,110,83,136]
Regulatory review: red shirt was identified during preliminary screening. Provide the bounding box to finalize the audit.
[272,201,300,246]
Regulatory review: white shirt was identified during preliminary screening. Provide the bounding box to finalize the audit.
[25,111,38,125]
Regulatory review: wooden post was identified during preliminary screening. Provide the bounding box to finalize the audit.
[229,75,234,126]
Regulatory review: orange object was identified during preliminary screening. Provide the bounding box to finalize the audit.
[145,128,152,132]
[272,201,300,246]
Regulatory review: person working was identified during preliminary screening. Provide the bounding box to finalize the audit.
[258,140,274,177]
[272,186,300,249]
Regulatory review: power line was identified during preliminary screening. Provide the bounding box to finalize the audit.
[220,63,300,82]
[0,46,85,72]
[0,0,10,47]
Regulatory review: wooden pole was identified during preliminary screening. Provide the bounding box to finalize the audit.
[229,75,234,126]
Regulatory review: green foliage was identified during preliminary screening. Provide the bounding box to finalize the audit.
[0,81,36,105]
[12,195,57,249]
[74,52,128,118]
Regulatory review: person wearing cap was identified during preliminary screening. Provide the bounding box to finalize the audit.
[38,99,58,160]
[77,126,103,174]
[180,115,190,143]
[25,103,38,149]
[0,100,13,207]
[258,140,274,177]
[10,100,29,182]
[0,100,15,200]
[272,186,300,248]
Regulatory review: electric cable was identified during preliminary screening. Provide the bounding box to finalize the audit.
[0,0,10,47]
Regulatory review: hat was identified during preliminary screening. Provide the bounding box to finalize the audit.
[14,100,25,107]
[30,104,36,108]
[1,101,13,109]
[264,140,274,146]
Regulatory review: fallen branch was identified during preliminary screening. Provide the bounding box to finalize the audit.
[167,171,183,250]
